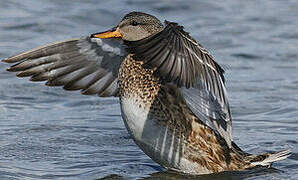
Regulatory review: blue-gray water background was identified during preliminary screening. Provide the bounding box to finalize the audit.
[0,0,297,179]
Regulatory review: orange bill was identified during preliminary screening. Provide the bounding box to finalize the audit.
[90,27,122,39]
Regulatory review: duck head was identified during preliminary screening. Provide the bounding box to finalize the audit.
[91,12,164,41]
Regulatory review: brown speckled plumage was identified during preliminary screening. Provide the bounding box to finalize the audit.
[118,54,160,108]
[118,53,253,173]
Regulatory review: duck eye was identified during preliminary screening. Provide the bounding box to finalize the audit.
[131,21,139,26]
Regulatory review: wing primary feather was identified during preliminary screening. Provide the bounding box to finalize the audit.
[7,56,56,72]
[78,70,108,91]
[63,65,98,90]
[142,39,169,69]
[2,39,80,63]
[81,72,114,95]
[152,31,176,80]
[138,39,167,61]
[99,78,118,97]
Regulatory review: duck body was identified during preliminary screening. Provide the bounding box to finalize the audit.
[118,54,186,172]
[118,54,249,174]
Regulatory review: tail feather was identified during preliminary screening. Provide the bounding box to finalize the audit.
[249,149,291,167]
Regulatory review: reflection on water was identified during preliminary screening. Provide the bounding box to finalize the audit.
[0,0,297,179]
[98,167,282,180]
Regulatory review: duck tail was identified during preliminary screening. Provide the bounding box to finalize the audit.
[248,149,291,167]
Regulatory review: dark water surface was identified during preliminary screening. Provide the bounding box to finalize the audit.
[0,0,297,179]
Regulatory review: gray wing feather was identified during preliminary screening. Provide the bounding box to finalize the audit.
[125,21,233,147]
[2,37,126,97]
[180,37,233,148]
[180,81,232,148]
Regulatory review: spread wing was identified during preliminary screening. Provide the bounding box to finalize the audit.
[125,21,233,147]
[2,37,126,97]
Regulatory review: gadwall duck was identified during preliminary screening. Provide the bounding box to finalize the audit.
[2,11,291,175]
